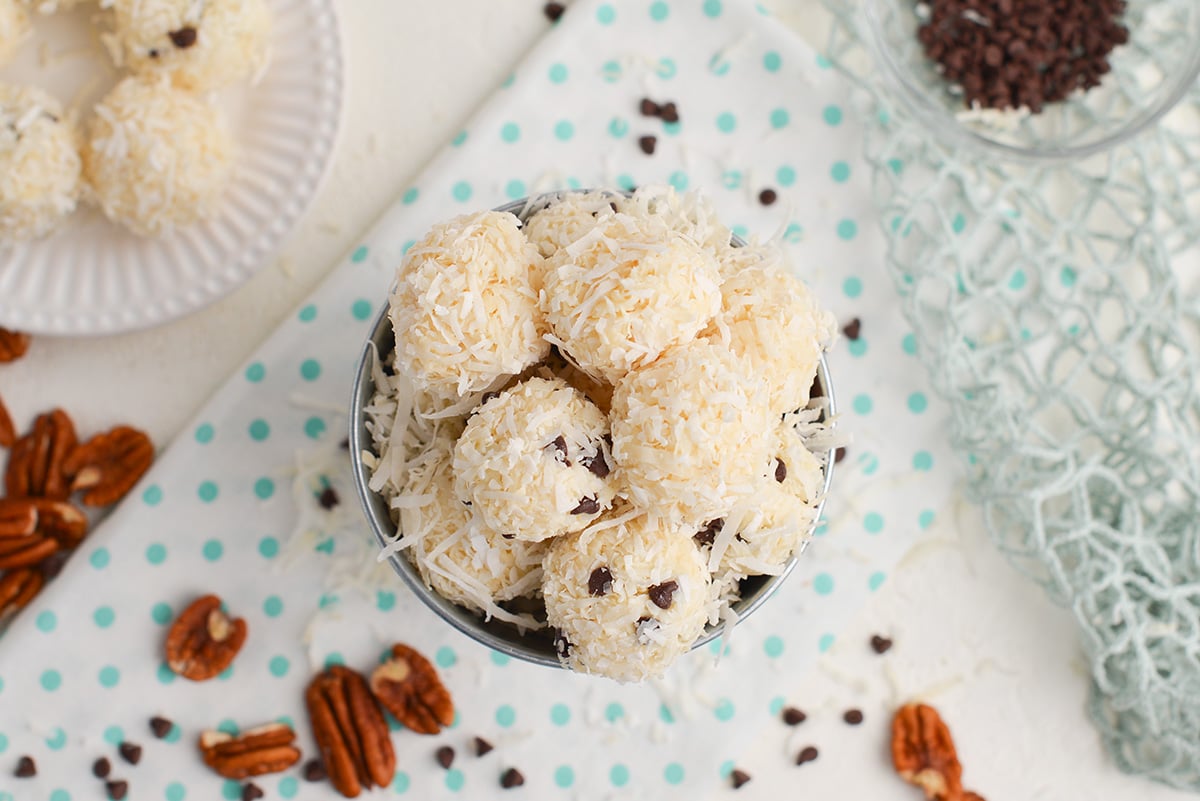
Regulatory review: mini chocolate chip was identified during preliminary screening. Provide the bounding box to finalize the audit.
[302,759,327,782]
[118,742,142,765]
[554,631,572,659]
[543,2,565,21]
[339,437,350,450]
[639,98,661,117]
[796,746,819,765]
[774,458,787,483]
[547,435,569,464]
[107,780,129,801]
[318,486,340,509]
[660,102,680,123]
[94,757,112,778]
[480,391,499,405]
[500,768,525,788]
[242,783,264,801]
[148,48,160,58]
[436,746,455,769]
[758,188,778,206]
[570,496,600,515]
[474,737,494,757]
[588,566,613,596]
[844,709,864,725]
[870,634,893,654]
[149,716,173,739]
[782,706,807,726]
[694,518,724,547]
[582,448,610,478]
[638,135,657,155]
[647,579,678,609]
[834,447,847,464]
[169,26,197,49]
[731,769,752,789]
[14,755,35,777]
[842,317,862,341]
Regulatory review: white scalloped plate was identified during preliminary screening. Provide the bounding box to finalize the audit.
[0,0,344,336]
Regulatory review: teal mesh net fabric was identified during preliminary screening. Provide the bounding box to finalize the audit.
[817,2,1200,790]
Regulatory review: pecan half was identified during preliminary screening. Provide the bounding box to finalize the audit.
[306,665,395,798]
[63,426,154,507]
[0,567,44,621]
[370,643,455,735]
[0,328,30,363]
[164,595,247,681]
[0,499,37,538]
[0,394,14,448]
[199,723,301,779]
[31,499,88,548]
[5,410,76,500]
[891,703,964,800]
[0,535,58,570]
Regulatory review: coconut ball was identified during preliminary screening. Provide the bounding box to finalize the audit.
[541,212,721,384]
[0,84,82,241]
[523,191,616,258]
[111,0,270,92]
[454,377,615,543]
[611,339,775,529]
[84,76,233,237]
[543,509,711,682]
[616,185,732,252]
[0,1,29,67]
[398,436,548,617]
[702,261,837,414]
[391,210,550,400]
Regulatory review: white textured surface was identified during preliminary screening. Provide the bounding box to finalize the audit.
[0,2,1190,799]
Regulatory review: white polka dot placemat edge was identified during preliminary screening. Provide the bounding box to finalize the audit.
[0,2,954,799]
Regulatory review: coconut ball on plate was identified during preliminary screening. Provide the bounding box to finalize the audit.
[543,508,712,682]
[391,210,550,400]
[0,84,83,241]
[110,0,270,91]
[702,260,837,414]
[454,376,616,543]
[397,435,548,620]
[83,75,233,236]
[523,190,617,258]
[541,211,722,384]
[0,0,29,66]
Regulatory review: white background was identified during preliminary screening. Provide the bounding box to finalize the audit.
[1,2,1190,799]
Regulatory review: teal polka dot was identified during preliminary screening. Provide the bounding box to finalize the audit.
[254,477,276,499]
[902,333,917,355]
[194,423,214,444]
[731,224,749,240]
[823,105,844,125]
[864,512,884,534]
[299,417,326,442]
[45,727,66,749]
[300,359,322,381]
[908,392,928,413]
[94,606,115,628]
[764,635,784,658]
[142,484,163,506]
[869,571,887,591]
[703,0,722,16]
[278,777,298,799]
[616,173,636,191]
[36,610,56,633]
[664,763,685,784]
[719,760,735,778]
[659,703,675,724]
[352,299,373,321]
[221,780,241,800]
[151,602,172,624]
[98,665,120,688]
[913,451,933,471]
[435,646,457,669]
[269,656,289,678]
[375,591,395,612]
[401,187,419,205]
[197,481,218,503]
[608,117,628,138]
[843,276,863,298]
[448,181,471,202]
[769,696,785,715]
[298,304,317,323]
[888,158,904,175]
[451,130,468,146]
[202,539,223,562]
[1009,269,1027,290]
[218,665,234,681]
[248,419,270,441]
[722,169,742,189]
[950,212,967,234]
[156,663,176,684]
[258,536,279,559]
[554,120,575,141]
[919,509,936,529]
[103,725,124,745]
[496,704,516,728]
[716,111,737,133]
[596,4,615,23]
[1060,266,1077,287]
[444,769,464,792]
[505,179,526,200]
[244,362,265,383]
[217,719,238,735]
[49,792,70,801]
[351,245,370,262]
[668,171,688,191]
[776,165,796,187]
[604,702,624,723]
[610,764,630,787]
[601,59,622,82]
[763,50,782,72]
[769,108,790,129]
[817,52,833,68]
[550,703,570,726]
[831,161,851,182]
[500,122,520,143]
[837,219,859,240]
[663,120,681,136]
[90,547,110,569]
[548,63,568,83]
[164,724,182,743]
[392,772,411,793]
[649,1,668,20]
[555,765,575,788]
[263,595,283,617]
[37,674,62,699]
[814,572,835,595]
[0,732,7,753]
[714,698,735,721]
[165,782,186,801]
[324,652,345,668]
[818,633,835,652]
[852,394,873,415]
[848,338,868,358]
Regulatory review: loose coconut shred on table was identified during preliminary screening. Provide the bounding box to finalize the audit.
[367,186,837,682]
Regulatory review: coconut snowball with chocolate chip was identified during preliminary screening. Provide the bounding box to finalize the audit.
[453,376,616,542]
[542,508,711,683]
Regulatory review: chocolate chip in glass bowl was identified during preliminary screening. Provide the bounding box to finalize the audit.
[694,518,724,547]
[169,26,197,49]
[546,435,569,464]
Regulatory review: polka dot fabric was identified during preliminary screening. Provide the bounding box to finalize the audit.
[0,2,953,798]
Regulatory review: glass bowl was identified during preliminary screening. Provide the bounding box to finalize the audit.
[861,0,1200,162]
[348,192,836,670]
